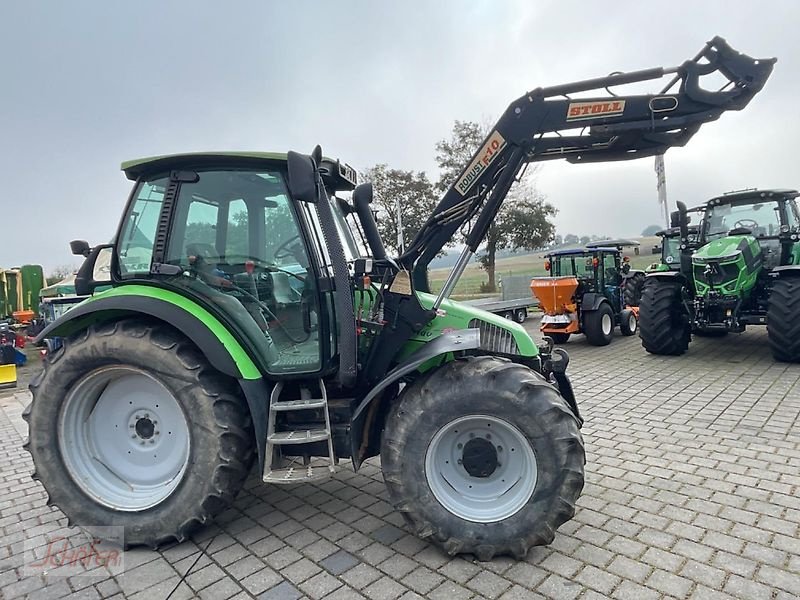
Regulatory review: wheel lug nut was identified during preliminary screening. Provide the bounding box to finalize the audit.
[457,459,463,465]
[469,433,474,438]
[131,434,136,439]
[154,431,160,435]
[486,434,492,440]
[457,443,463,449]
[140,441,145,445]
[498,446,503,452]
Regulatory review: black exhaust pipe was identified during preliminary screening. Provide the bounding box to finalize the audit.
[353,183,387,260]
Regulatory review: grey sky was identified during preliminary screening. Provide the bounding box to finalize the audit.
[2,1,797,272]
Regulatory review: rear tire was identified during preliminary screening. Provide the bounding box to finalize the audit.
[767,278,800,362]
[514,308,527,323]
[639,278,691,355]
[23,319,254,547]
[619,308,637,336]
[548,332,571,344]
[381,357,584,560]
[583,303,614,346]
[623,272,646,307]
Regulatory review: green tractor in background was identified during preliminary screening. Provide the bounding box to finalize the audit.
[23,38,774,559]
[646,205,705,274]
[639,189,800,361]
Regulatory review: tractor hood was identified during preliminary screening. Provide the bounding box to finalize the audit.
[693,235,755,263]
[691,235,763,297]
[409,292,538,358]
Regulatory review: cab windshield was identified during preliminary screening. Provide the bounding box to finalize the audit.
[705,200,782,241]
[662,236,680,266]
[552,254,594,279]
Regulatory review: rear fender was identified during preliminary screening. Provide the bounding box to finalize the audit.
[579,292,607,312]
[35,290,260,380]
[349,329,480,470]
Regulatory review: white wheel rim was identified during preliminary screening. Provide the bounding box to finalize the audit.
[602,313,613,335]
[59,366,191,511]
[629,314,637,332]
[425,415,537,523]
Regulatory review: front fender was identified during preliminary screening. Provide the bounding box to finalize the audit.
[350,328,480,470]
[646,270,688,284]
[36,285,261,380]
[771,265,800,278]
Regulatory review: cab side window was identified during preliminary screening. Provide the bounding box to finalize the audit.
[118,178,168,276]
[604,254,620,286]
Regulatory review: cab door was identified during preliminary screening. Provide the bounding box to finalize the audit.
[601,252,622,311]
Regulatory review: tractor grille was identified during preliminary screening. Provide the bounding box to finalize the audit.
[468,319,520,355]
[693,262,740,287]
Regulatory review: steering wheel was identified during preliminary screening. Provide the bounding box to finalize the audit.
[273,235,302,261]
[734,219,758,230]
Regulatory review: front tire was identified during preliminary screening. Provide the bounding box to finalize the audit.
[23,319,254,547]
[619,308,637,336]
[381,357,584,560]
[639,278,691,355]
[767,278,800,362]
[583,303,614,346]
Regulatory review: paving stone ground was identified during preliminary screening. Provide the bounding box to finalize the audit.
[1,326,799,599]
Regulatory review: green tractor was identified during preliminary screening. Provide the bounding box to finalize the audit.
[25,38,773,558]
[646,205,705,273]
[640,189,800,360]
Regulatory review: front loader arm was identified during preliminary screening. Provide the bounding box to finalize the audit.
[400,36,775,293]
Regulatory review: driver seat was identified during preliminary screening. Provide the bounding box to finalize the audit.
[271,272,300,305]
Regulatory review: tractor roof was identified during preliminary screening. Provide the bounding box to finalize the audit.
[709,188,799,204]
[121,152,289,180]
[585,239,639,249]
[546,247,618,257]
[121,151,358,191]
[657,224,700,237]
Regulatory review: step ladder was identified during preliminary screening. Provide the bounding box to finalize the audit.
[263,379,337,484]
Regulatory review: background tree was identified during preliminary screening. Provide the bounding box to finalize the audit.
[563,233,579,245]
[435,121,556,291]
[360,164,439,256]
[46,265,75,286]
[641,224,662,236]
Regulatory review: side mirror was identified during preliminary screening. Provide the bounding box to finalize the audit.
[70,239,91,257]
[287,151,319,203]
[75,243,114,296]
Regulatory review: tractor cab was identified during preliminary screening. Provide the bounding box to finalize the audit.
[648,206,704,272]
[532,243,644,345]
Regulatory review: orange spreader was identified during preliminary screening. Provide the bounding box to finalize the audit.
[530,277,579,315]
